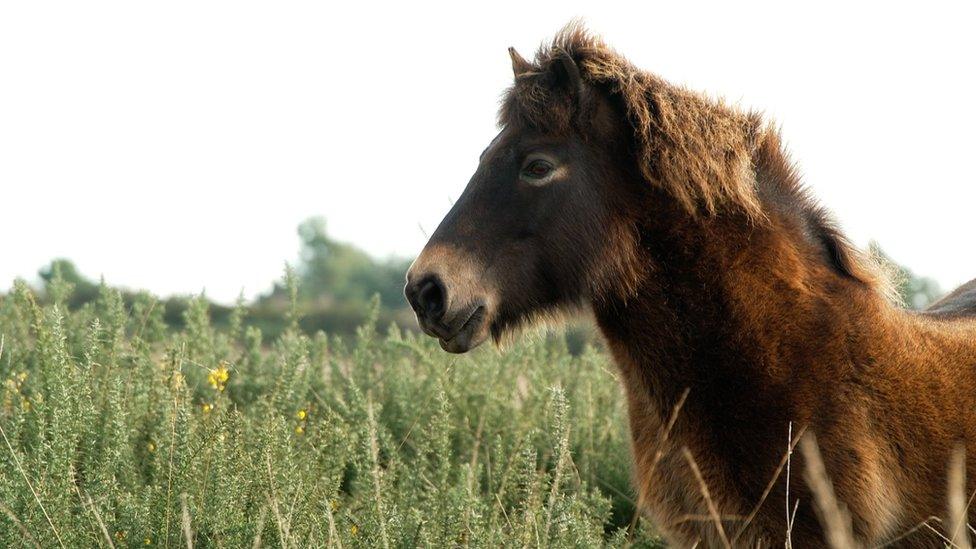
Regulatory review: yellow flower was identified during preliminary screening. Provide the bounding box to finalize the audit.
[147,441,156,453]
[350,524,359,536]
[330,499,339,511]
[16,372,27,382]
[294,425,304,435]
[296,409,307,420]
[202,403,213,414]
[207,364,230,392]
[144,537,152,545]
[21,398,30,411]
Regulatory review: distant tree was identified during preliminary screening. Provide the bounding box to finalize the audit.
[296,217,410,308]
[248,217,414,337]
[38,258,100,309]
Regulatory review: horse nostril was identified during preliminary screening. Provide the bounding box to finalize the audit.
[413,276,446,322]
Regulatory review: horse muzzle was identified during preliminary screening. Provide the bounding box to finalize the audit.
[404,247,493,353]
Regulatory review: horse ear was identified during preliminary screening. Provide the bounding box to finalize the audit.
[508,47,533,78]
[551,51,584,99]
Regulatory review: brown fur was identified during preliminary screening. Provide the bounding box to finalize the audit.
[928,279,976,318]
[407,24,976,546]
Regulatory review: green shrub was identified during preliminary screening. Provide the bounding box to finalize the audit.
[0,276,663,547]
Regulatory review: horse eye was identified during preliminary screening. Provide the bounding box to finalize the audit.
[522,159,554,179]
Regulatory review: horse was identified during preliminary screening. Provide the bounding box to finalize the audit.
[404,24,976,547]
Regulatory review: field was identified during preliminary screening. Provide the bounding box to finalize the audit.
[0,274,664,547]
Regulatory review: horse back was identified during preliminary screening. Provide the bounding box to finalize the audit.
[926,278,976,317]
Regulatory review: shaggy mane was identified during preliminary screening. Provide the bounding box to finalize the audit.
[500,22,894,299]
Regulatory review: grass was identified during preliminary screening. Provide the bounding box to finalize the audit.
[0,273,664,547]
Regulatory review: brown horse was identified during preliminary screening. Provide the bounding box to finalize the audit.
[405,25,976,547]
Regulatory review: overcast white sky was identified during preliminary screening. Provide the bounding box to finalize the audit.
[1,1,974,303]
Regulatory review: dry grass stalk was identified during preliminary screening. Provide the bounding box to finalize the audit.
[0,501,42,549]
[871,516,942,548]
[732,422,807,545]
[799,433,857,548]
[68,466,114,549]
[366,398,392,549]
[84,494,116,549]
[0,421,65,548]
[250,505,269,549]
[265,453,291,546]
[949,445,972,549]
[628,387,690,538]
[682,446,732,548]
[786,499,799,549]
[180,493,194,549]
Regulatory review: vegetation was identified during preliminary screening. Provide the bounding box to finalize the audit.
[0,272,663,547]
[36,218,415,344]
[255,218,415,339]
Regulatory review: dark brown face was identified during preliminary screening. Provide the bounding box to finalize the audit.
[405,128,604,352]
[404,74,632,353]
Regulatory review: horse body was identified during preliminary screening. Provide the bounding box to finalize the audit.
[406,24,976,546]
[594,176,976,545]
[928,279,976,317]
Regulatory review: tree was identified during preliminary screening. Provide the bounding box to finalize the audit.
[38,258,100,309]
[296,217,410,308]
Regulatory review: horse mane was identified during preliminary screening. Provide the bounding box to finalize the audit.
[500,22,895,299]
[751,131,897,299]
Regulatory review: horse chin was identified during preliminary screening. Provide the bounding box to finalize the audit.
[439,332,487,354]
[438,306,489,354]
[438,325,489,353]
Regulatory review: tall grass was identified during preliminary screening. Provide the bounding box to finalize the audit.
[0,273,663,547]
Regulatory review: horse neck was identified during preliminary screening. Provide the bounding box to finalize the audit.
[591,196,891,419]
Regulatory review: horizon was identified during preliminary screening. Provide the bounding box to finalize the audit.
[2,1,974,303]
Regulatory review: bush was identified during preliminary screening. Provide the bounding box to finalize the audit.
[0,275,663,547]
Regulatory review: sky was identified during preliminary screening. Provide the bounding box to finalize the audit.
[1,1,974,304]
